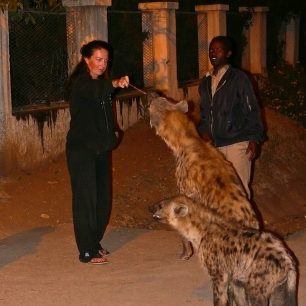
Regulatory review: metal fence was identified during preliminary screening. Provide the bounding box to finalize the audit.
[8,9,202,111]
[108,10,200,88]
[9,10,68,109]
[141,11,154,88]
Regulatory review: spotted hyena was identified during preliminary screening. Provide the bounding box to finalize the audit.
[152,195,298,306]
[148,93,260,259]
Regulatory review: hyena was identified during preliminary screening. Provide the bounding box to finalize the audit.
[152,195,298,306]
[148,93,260,259]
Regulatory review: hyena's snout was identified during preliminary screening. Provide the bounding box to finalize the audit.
[149,200,168,222]
[148,202,158,214]
[149,202,162,219]
[153,213,162,220]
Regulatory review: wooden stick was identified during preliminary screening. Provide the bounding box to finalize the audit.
[129,83,147,95]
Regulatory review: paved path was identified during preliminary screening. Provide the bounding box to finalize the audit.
[0,224,305,306]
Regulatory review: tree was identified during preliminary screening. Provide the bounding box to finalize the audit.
[1,0,62,11]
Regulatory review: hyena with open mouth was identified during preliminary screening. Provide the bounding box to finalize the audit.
[152,195,297,306]
[148,92,260,259]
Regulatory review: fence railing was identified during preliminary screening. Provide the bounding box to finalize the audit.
[8,9,205,112]
[8,6,300,112]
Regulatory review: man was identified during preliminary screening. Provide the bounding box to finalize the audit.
[198,36,264,199]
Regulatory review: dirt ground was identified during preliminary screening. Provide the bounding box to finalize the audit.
[0,108,306,240]
[0,119,177,239]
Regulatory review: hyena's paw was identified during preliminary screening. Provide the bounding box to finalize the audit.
[180,240,194,260]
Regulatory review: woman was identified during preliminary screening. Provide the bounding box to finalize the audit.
[65,40,129,264]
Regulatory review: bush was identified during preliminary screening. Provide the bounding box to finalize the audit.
[259,63,306,127]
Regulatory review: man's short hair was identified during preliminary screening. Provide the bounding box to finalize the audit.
[211,36,234,52]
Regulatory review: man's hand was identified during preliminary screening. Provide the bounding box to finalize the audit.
[246,141,258,160]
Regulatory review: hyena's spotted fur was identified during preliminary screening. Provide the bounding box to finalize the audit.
[148,94,260,259]
[152,195,298,306]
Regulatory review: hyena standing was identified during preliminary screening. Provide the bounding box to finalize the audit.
[152,195,298,306]
[148,93,260,259]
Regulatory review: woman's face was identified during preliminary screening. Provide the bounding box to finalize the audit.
[85,48,109,79]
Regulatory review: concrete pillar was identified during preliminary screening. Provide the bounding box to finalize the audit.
[138,2,179,99]
[195,4,229,73]
[0,6,13,173]
[284,16,300,65]
[239,7,269,75]
[62,0,112,72]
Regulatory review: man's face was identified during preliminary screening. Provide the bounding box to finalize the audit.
[209,40,232,68]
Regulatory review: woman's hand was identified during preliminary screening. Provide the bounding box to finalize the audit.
[112,76,129,88]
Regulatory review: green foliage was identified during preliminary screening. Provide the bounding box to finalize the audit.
[0,0,62,11]
[260,63,306,127]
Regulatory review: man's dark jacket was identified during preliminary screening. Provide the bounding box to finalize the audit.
[198,66,264,147]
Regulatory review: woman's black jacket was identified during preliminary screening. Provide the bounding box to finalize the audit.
[66,74,117,153]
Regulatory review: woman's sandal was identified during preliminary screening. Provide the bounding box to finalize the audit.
[88,254,109,265]
[99,247,110,257]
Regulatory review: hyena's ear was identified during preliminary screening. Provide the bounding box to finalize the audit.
[175,100,188,113]
[173,204,188,217]
[164,99,188,113]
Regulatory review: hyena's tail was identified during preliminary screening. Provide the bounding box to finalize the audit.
[270,268,297,306]
[285,268,297,306]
